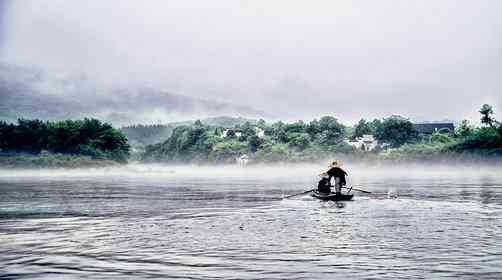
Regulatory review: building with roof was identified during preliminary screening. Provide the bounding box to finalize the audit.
[221,127,264,138]
[414,123,455,134]
[345,134,381,151]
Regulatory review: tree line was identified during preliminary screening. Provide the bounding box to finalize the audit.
[2,104,501,164]
[142,104,502,163]
[0,118,130,162]
[141,115,420,163]
[448,104,502,154]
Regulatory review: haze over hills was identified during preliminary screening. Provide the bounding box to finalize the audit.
[0,63,268,126]
[3,1,501,124]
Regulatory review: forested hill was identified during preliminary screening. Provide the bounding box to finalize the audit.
[141,104,502,164]
[141,116,350,163]
[121,117,257,146]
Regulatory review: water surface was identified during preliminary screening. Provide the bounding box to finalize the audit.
[1,164,501,279]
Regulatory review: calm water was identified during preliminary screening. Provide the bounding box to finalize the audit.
[1,164,501,279]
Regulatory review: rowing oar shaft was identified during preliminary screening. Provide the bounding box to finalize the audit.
[283,188,316,199]
[342,186,371,193]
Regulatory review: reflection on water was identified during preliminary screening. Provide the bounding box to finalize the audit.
[1,164,502,279]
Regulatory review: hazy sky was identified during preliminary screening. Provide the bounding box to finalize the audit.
[1,0,501,123]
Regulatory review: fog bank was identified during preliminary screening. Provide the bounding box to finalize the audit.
[1,1,502,123]
[1,163,501,182]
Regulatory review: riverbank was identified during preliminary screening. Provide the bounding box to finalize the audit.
[2,144,502,171]
[140,146,502,166]
[0,153,121,169]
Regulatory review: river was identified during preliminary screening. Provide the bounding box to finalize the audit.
[1,164,501,279]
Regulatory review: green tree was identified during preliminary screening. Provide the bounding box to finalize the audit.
[284,121,306,134]
[248,135,264,152]
[431,132,454,144]
[0,118,130,162]
[254,143,289,162]
[317,116,345,145]
[209,140,246,162]
[263,126,275,137]
[238,121,256,141]
[456,120,472,138]
[143,123,215,162]
[371,119,383,134]
[479,104,496,128]
[275,127,288,143]
[288,133,310,150]
[352,119,373,139]
[257,119,266,129]
[194,120,203,127]
[13,119,49,153]
[306,119,321,139]
[375,115,418,147]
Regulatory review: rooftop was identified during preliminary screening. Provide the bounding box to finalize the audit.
[414,123,455,134]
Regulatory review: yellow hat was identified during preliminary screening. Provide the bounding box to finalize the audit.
[331,160,342,166]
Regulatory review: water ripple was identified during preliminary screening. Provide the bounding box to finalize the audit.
[1,174,502,279]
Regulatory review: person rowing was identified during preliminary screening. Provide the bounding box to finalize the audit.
[318,160,348,195]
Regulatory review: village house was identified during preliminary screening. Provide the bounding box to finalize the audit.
[221,127,264,138]
[346,134,380,151]
[414,123,455,134]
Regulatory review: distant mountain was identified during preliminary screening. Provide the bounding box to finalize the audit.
[0,63,267,126]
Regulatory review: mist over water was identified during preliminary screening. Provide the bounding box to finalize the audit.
[1,163,501,279]
[1,162,501,181]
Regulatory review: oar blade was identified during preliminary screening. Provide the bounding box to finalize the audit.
[283,188,315,199]
[343,186,372,194]
[357,189,372,194]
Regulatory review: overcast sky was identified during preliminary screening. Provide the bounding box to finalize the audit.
[1,0,501,123]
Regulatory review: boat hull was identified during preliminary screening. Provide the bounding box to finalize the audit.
[311,191,354,201]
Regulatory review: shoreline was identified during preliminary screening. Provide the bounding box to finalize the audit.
[2,153,502,170]
[0,154,121,169]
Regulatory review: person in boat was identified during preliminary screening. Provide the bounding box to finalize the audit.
[318,160,348,194]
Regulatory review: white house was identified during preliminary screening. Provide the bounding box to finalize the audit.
[346,134,380,151]
[221,127,264,138]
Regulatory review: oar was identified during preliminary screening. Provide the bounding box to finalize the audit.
[342,186,372,194]
[283,188,316,199]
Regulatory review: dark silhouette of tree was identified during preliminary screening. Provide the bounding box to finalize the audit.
[480,104,497,128]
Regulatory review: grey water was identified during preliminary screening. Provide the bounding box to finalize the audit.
[1,164,501,279]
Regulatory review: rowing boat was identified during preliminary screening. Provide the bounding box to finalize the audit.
[311,191,354,201]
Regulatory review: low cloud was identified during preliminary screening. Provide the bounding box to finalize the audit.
[1,0,501,123]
